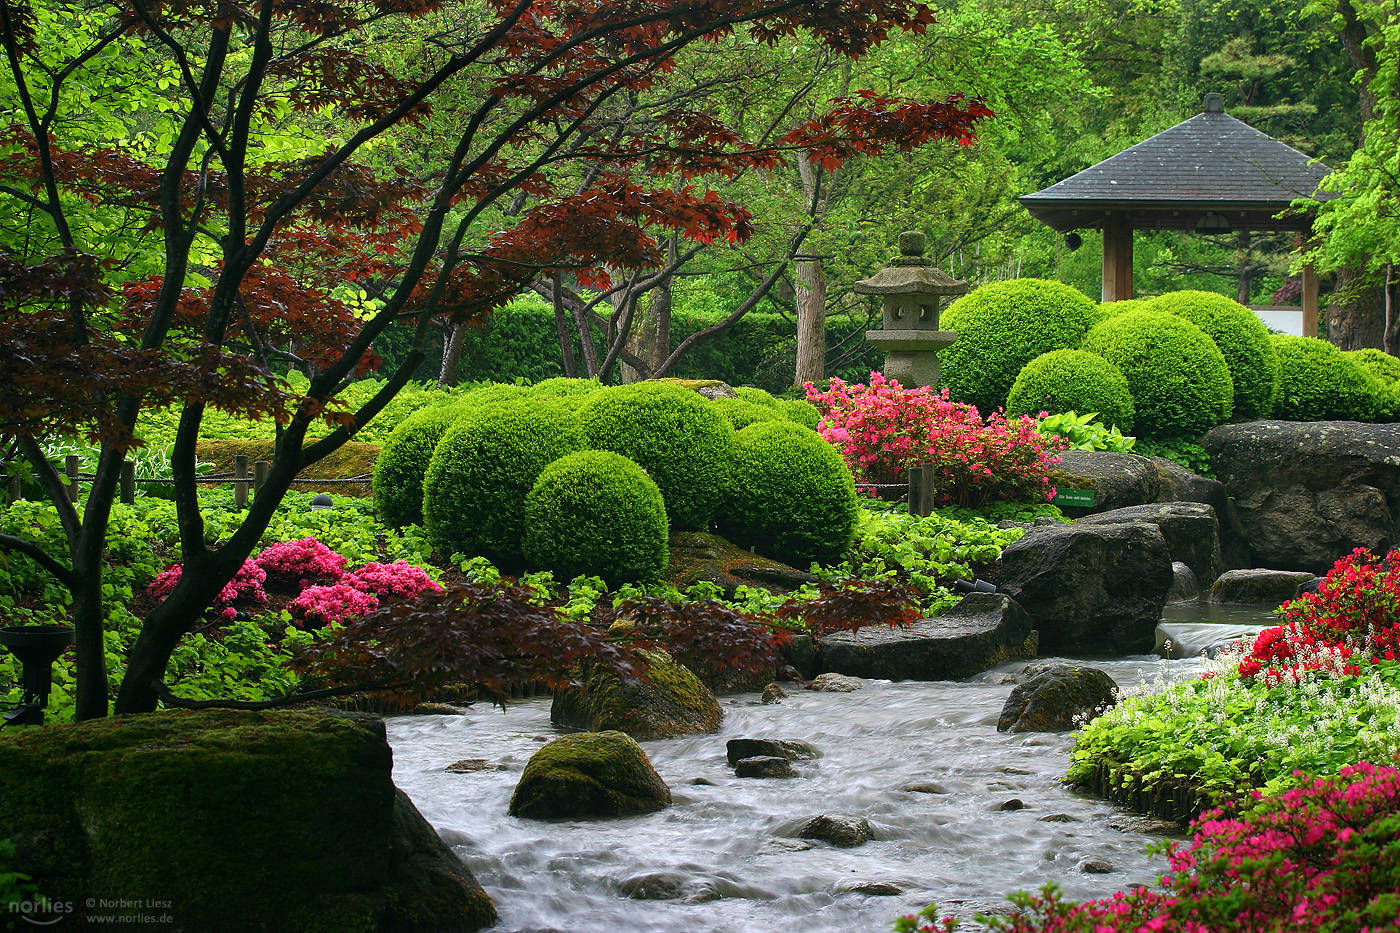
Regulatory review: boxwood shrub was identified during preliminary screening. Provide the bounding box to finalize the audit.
[522,450,669,586]
[577,381,732,530]
[1271,335,1384,422]
[528,377,605,401]
[733,386,781,408]
[777,398,821,429]
[1081,309,1233,438]
[1146,290,1279,419]
[422,400,586,567]
[1005,348,1135,430]
[939,278,1104,413]
[719,421,858,567]
[1347,348,1400,420]
[372,404,467,526]
[711,397,787,430]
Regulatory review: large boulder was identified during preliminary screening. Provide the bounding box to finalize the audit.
[0,710,495,932]
[509,731,671,819]
[1209,568,1317,606]
[1077,501,1222,584]
[551,650,722,740]
[1049,450,1161,515]
[1204,421,1400,573]
[997,664,1118,732]
[816,593,1035,681]
[999,522,1173,655]
[666,531,818,596]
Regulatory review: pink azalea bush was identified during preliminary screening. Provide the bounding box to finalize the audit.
[146,558,267,621]
[345,560,444,600]
[805,372,1061,508]
[254,536,347,590]
[289,581,380,627]
[898,761,1400,932]
[1238,547,1400,685]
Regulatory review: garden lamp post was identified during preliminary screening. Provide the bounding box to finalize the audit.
[855,230,967,389]
[1,624,75,726]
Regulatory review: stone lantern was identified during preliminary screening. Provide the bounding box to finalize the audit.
[854,230,967,388]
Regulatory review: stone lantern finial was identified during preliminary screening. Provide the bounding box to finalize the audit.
[853,231,968,389]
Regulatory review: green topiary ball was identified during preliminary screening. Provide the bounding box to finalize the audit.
[719,421,858,568]
[1271,335,1385,422]
[454,382,531,404]
[528,377,605,400]
[1097,298,1152,319]
[372,403,468,527]
[940,278,1105,413]
[1005,349,1135,430]
[1348,348,1400,420]
[577,381,732,530]
[777,398,821,429]
[1081,309,1233,439]
[522,450,669,586]
[711,397,787,430]
[422,400,586,567]
[1145,290,1279,419]
[734,386,781,408]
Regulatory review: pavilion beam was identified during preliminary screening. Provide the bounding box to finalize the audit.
[1102,214,1133,301]
[1302,263,1320,337]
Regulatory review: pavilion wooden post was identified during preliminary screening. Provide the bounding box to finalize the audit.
[1301,263,1320,337]
[1101,214,1134,301]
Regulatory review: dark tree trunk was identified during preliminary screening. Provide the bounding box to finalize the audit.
[437,321,469,388]
[1327,267,1386,349]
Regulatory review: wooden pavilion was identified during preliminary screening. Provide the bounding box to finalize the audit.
[1018,94,1332,334]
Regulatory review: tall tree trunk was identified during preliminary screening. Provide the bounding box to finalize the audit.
[551,273,578,377]
[622,270,672,383]
[793,256,828,386]
[437,321,469,388]
[1328,268,1386,349]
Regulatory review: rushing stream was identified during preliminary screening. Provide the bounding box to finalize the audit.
[389,651,1230,933]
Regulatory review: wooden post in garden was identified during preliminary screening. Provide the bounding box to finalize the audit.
[64,455,80,502]
[253,460,270,498]
[233,455,250,508]
[120,460,135,504]
[907,464,936,517]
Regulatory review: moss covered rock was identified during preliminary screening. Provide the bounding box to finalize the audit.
[551,650,722,740]
[509,731,671,820]
[198,439,379,498]
[0,709,495,931]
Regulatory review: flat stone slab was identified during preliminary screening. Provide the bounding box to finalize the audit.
[1209,568,1316,606]
[816,593,1033,681]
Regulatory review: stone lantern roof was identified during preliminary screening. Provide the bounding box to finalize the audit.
[854,231,969,296]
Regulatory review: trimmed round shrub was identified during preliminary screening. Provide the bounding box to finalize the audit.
[1270,335,1385,422]
[455,382,531,405]
[939,278,1104,413]
[711,397,786,430]
[1146,290,1279,419]
[522,451,669,586]
[1347,347,1400,385]
[422,400,586,567]
[734,386,781,408]
[1097,298,1151,319]
[577,381,732,530]
[777,398,821,429]
[1081,309,1233,438]
[719,421,858,568]
[528,376,605,400]
[1005,349,1135,430]
[373,404,467,527]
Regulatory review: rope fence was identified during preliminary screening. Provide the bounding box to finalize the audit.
[3,455,372,508]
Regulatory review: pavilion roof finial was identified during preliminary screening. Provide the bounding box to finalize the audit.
[1203,92,1224,114]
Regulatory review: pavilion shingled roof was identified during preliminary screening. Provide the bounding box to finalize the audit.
[1019,98,1332,232]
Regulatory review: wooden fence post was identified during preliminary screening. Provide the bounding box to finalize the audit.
[253,460,270,498]
[64,455,80,502]
[120,460,135,504]
[233,455,249,508]
[907,463,935,517]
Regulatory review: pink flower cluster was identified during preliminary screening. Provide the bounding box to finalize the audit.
[146,558,268,621]
[805,372,1062,508]
[254,537,347,591]
[146,539,442,628]
[1238,547,1400,684]
[899,761,1400,932]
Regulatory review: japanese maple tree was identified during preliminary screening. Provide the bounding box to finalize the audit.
[0,0,989,718]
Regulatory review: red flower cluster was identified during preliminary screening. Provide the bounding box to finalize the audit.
[899,761,1400,932]
[1238,548,1400,684]
[804,372,1061,508]
[147,541,442,628]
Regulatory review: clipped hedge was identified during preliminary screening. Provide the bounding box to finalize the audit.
[777,398,821,430]
[577,382,732,531]
[372,405,466,526]
[711,397,787,430]
[719,421,858,567]
[1005,349,1135,430]
[1270,335,1385,422]
[1147,290,1279,419]
[1081,309,1233,439]
[522,451,669,586]
[940,278,1104,413]
[422,400,586,567]
[733,386,781,408]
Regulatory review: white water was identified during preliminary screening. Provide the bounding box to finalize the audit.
[388,656,1200,933]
